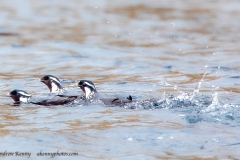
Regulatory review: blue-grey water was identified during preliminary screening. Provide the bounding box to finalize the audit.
[0,0,240,159]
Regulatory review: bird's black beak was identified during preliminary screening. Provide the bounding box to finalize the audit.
[77,83,82,88]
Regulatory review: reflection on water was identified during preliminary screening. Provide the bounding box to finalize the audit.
[0,0,240,159]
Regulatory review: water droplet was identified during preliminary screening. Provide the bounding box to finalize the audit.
[174,85,177,90]
[205,65,208,68]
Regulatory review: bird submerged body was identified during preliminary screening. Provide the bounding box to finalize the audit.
[31,94,79,106]
[8,90,79,106]
[100,95,133,106]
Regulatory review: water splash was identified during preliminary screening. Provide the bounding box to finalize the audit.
[190,71,207,100]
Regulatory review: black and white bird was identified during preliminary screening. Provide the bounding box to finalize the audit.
[40,75,63,93]
[8,89,77,106]
[78,80,97,100]
[8,90,31,104]
[78,80,133,106]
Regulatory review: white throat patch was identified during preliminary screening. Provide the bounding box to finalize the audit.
[85,87,91,99]
[51,82,61,93]
[85,87,95,99]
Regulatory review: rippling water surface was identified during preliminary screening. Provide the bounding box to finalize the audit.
[0,0,240,159]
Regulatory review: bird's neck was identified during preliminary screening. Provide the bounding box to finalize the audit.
[50,81,63,93]
[85,88,97,100]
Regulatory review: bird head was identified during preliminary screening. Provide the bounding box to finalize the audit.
[40,75,63,93]
[78,80,97,100]
[8,89,31,103]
